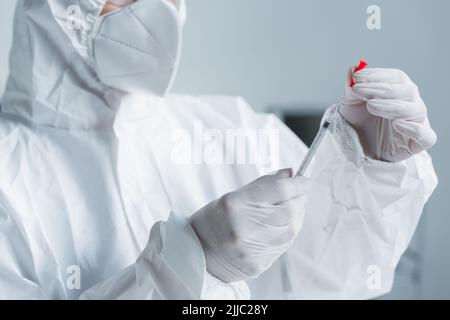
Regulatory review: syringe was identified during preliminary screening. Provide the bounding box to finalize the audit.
[296,120,331,177]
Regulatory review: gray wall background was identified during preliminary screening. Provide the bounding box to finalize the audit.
[0,0,449,298]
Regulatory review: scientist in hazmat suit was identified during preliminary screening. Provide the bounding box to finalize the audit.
[0,0,437,299]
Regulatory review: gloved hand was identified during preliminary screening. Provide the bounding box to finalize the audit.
[190,169,309,283]
[340,67,437,162]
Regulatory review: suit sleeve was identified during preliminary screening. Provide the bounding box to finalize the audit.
[0,206,249,299]
[79,211,250,300]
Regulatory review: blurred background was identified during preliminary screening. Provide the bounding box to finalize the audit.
[0,0,449,299]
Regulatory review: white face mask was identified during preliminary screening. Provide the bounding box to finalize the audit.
[92,0,183,96]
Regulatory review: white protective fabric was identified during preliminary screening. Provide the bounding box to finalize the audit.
[0,0,437,300]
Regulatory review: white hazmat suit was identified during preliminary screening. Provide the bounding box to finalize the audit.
[0,0,437,299]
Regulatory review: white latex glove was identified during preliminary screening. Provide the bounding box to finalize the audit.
[340,67,437,162]
[190,169,309,283]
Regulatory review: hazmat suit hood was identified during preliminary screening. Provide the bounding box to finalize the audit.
[2,0,121,129]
